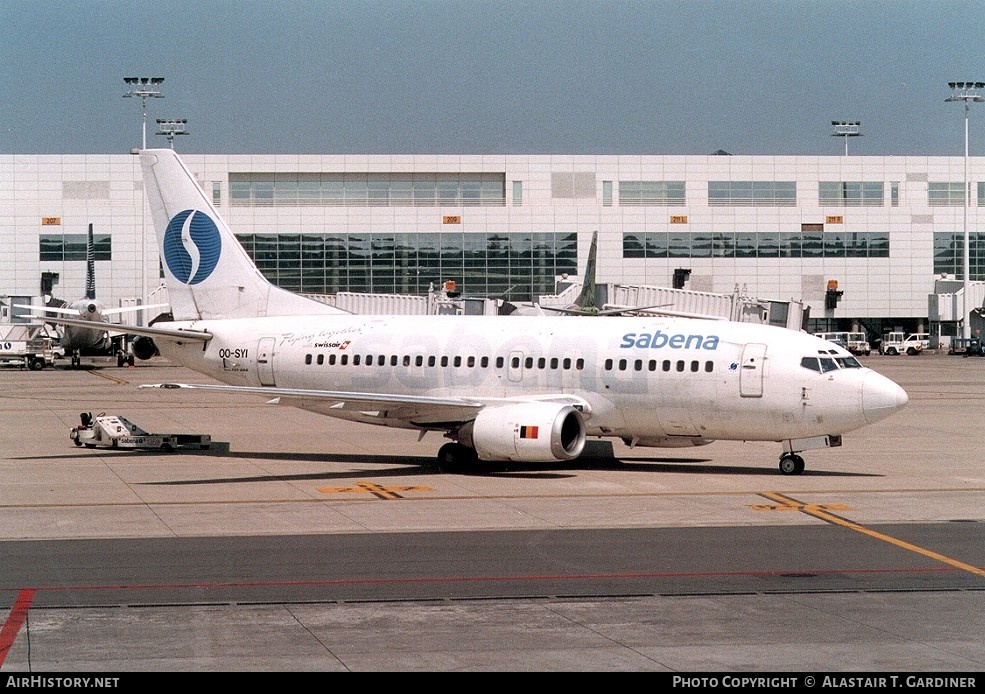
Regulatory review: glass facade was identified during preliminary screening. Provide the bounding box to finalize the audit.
[623,231,889,259]
[708,181,797,206]
[236,232,578,300]
[229,172,506,207]
[933,232,985,280]
[818,181,884,207]
[617,180,685,206]
[928,182,967,207]
[39,234,112,261]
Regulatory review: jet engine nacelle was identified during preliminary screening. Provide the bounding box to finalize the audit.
[459,403,586,462]
[131,336,158,360]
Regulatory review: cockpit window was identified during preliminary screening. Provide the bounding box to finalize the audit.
[819,357,838,372]
[801,357,821,372]
[836,356,862,368]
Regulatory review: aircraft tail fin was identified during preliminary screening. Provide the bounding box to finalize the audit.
[85,223,95,301]
[573,230,599,311]
[139,149,345,321]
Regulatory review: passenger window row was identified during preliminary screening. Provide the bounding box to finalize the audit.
[303,353,717,374]
[303,353,587,370]
[604,358,715,373]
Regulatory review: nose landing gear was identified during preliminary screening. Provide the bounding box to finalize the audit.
[779,453,805,475]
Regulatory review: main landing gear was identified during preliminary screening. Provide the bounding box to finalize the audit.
[778,452,805,475]
[436,442,478,469]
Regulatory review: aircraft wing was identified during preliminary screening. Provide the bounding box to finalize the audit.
[139,382,591,428]
[13,304,80,317]
[538,303,727,319]
[101,303,171,316]
[21,315,212,343]
[14,303,170,318]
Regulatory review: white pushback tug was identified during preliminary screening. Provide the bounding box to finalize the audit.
[71,412,210,452]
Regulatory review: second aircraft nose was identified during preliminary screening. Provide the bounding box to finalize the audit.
[861,371,909,424]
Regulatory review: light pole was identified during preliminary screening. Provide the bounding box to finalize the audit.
[123,77,164,150]
[831,120,861,156]
[155,119,189,149]
[946,82,984,339]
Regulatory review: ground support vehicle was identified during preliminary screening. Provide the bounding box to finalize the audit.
[0,324,56,370]
[879,332,926,356]
[949,337,985,356]
[71,412,211,451]
[814,331,871,356]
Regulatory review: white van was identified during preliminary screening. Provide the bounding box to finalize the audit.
[880,332,928,355]
[813,331,871,356]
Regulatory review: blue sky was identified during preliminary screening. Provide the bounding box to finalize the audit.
[2,0,985,155]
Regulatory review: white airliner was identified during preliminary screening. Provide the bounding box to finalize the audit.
[17,224,166,367]
[43,149,908,474]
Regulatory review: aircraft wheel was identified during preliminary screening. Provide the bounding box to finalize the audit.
[437,442,478,470]
[779,454,805,475]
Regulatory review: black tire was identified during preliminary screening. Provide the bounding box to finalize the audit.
[437,442,478,470]
[161,443,174,453]
[779,454,805,475]
[29,357,45,371]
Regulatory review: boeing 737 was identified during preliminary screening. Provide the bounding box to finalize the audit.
[42,149,909,474]
[18,224,166,367]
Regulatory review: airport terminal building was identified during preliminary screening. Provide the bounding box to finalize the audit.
[2,151,984,341]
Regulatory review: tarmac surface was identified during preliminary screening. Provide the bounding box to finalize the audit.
[1,352,984,673]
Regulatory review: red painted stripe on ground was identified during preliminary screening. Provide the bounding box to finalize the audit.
[0,589,36,668]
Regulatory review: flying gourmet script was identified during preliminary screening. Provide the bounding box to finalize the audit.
[36,148,908,475]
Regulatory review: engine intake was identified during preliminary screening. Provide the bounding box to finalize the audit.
[460,402,586,462]
[131,336,158,360]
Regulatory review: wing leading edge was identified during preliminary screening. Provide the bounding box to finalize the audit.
[139,382,591,428]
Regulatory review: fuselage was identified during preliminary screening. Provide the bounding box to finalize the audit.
[60,299,110,352]
[154,314,907,444]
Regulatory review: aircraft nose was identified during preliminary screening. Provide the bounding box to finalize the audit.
[862,372,909,424]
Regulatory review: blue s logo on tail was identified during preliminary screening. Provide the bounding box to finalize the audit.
[163,210,222,285]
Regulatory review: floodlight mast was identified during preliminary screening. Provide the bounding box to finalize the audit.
[123,77,165,150]
[946,81,985,339]
[831,120,861,156]
[155,119,189,149]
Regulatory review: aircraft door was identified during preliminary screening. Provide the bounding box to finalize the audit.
[256,337,276,386]
[739,343,767,397]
